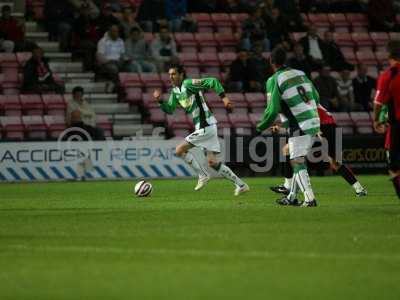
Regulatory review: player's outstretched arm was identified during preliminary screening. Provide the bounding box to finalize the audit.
[153,89,177,114]
[256,78,281,132]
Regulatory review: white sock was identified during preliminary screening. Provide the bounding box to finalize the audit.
[284,177,292,190]
[296,169,315,202]
[183,152,208,177]
[287,174,298,200]
[352,181,363,193]
[218,164,244,187]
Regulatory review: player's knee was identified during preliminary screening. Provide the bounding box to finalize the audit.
[175,145,186,157]
[291,157,305,166]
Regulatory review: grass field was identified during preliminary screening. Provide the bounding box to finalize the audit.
[0,175,399,300]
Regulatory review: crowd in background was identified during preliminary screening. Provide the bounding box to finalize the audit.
[2,0,400,113]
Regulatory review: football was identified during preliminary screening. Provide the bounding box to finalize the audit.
[134,180,153,197]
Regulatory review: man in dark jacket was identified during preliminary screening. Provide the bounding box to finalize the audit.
[299,24,325,71]
[22,46,64,94]
[321,31,353,72]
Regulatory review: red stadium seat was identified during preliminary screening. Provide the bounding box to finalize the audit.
[328,13,349,27]
[214,111,231,129]
[204,92,223,108]
[178,52,200,67]
[1,95,22,116]
[142,93,158,109]
[42,94,67,115]
[375,51,389,65]
[0,116,24,140]
[1,69,21,94]
[229,113,252,135]
[195,33,218,52]
[139,73,163,89]
[351,32,373,48]
[369,32,389,47]
[185,67,201,78]
[307,13,330,27]
[211,13,232,32]
[171,128,191,137]
[22,115,47,140]
[16,52,32,67]
[44,115,66,139]
[174,32,197,48]
[389,32,400,41]
[249,112,262,127]
[332,112,354,127]
[218,52,236,69]
[355,50,377,66]
[0,53,18,70]
[333,32,354,47]
[119,73,141,88]
[230,13,248,29]
[148,108,166,123]
[226,93,247,110]
[345,13,368,27]
[96,115,113,137]
[160,73,171,89]
[20,94,44,115]
[124,88,143,105]
[198,52,220,69]
[191,13,213,28]
[215,32,239,51]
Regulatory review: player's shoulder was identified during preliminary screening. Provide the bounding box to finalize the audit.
[183,78,208,86]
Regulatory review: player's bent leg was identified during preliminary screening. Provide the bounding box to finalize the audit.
[330,158,367,197]
[176,141,210,190]
[207,151,249,196]
[290,157,317,207]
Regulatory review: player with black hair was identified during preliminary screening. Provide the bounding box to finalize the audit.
[153,65,249,195]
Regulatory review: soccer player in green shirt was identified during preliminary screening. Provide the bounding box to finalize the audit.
[256,47,320,207]
[153,65,249,195]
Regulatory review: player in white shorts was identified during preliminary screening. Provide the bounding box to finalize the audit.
[153,65,249,196]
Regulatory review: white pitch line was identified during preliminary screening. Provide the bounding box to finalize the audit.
[1,244,400,262]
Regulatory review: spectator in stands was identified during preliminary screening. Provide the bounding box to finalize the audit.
[136,0,167,32]
[73,3,98,71]
[165,0,197,32]
[299,24,324,70]
[263,7,290,49]
[287,43,312,78]
[241,7,270,52]
[126,27,157,73]
[226,48,251,92]
[187,0,217,13]
[321,31,353,72]
[352,64,376,111]
[22,46,64,94]
[0,5,23,52]
[247,44,273,92]
[96,25,128,87]
[66,86,105,140]
[120,6,139,39]
[150,26,178,72]
[95,3,120,38]
[368,0,398,32]
[44,0,75,51]
[69,0,99,18]
[313,65,340,111]
[274,0,306,31]
[336,69,354,111]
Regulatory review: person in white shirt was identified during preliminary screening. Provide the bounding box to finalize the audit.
[96,24,128,85]
[336,68,355,111]
[299,24,324,71]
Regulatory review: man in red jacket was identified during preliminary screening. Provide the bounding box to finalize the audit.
[373,41,400,199]
[270,104,367,198]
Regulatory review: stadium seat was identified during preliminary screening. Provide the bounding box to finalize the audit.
[1,95,22,116]
[204,92,224,108]
[333,32,354,47]
[307,13,330,27]
[228,113,252,134]
[249,112,262,127]
[351,32,373,48]
[332,112,354,127]
[119,73,141,88]
[195,33,218,52]
[1,70,21,94]
[351,111,374,134]
[218,52,236,69]
[160,73,171,89]
[174,32,197,48]
[44,115,66,139]
[230,13,248,30]
[328,13,349,28]
[0,53,18,70]
[96,115,113,137]
[389,32,400,41]
[191,13,213,28]
[20,94,45,115]
[375,51,389,65]
[172,128,191,137]
[342,49,357,64]
[139,73,163,89]
[16,52,32,67]
[0,116,24,140]
[166,111,191,129]
[215,32,239,51]
[142,93,158,109]
[185,67,201,78]
[345,13,368,28]
[355,50,377,66]
[124,88,143,105]
[178,53,200,67]
[198,52,220,70]
[42,94,67,115]
[214,111,231,129]
[226,93,248,113]
[22,115,47,140]
[370,32,389,48]
[211,13,232,32]
[148,108,166,123]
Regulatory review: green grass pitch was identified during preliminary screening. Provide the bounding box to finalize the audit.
[0,175,399,300]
